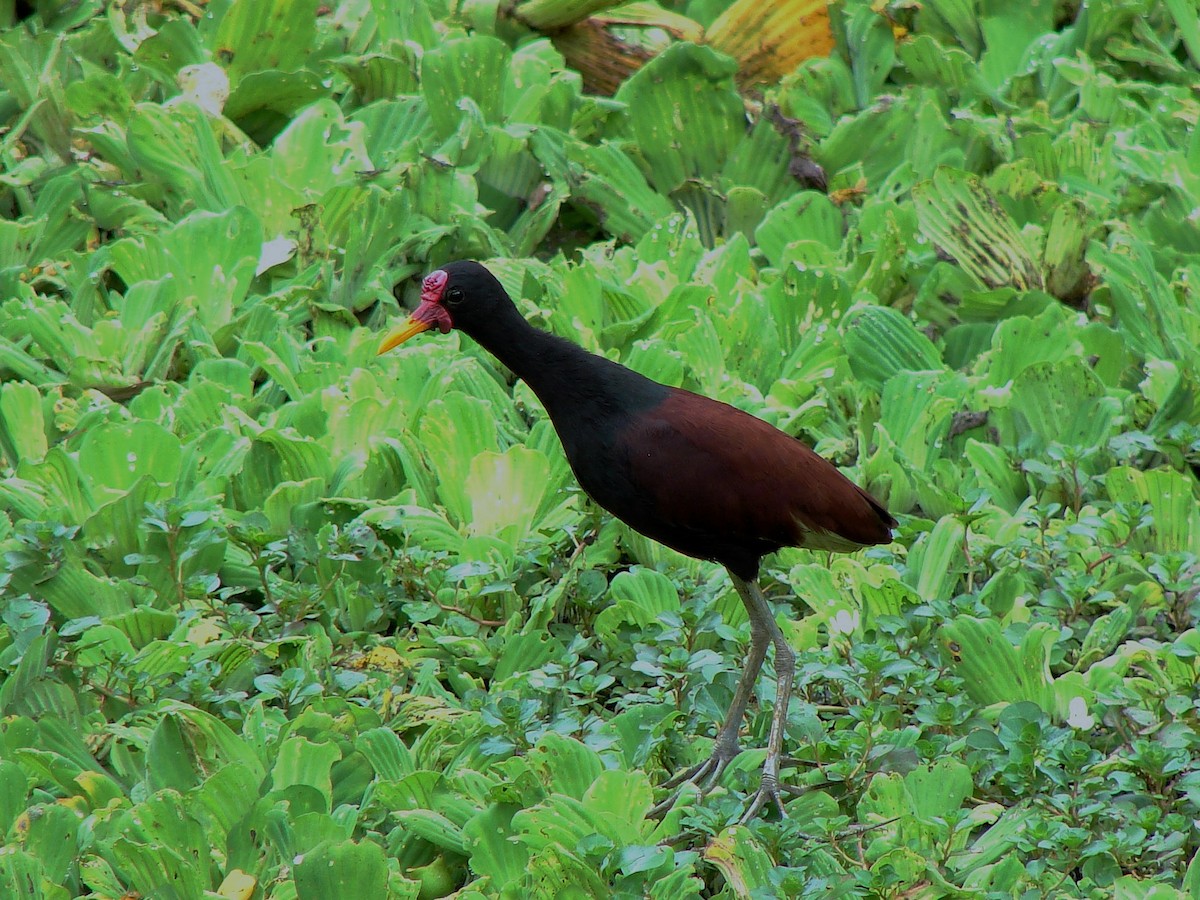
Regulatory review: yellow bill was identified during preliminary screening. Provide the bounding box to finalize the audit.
[378,316,432,355]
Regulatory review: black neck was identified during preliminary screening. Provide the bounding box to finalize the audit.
[463,306,668,425]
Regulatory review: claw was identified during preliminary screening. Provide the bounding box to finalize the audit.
[651,749,798,821]
[649,744,740,818]
[660,744,736,790]
[739,784,786,824]
[738,757,787,824]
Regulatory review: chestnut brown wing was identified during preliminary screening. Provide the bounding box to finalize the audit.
[618,389,894,559]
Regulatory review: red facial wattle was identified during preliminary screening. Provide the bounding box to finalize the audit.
[415,269,454,334]
[421,269,448,305]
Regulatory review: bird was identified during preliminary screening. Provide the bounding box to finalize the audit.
[379,260,896,820]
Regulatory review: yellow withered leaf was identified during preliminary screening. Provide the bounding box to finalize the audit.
[706,0,835,86]
[218,869,258,900]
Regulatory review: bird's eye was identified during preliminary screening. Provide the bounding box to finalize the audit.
[444,287,465,306]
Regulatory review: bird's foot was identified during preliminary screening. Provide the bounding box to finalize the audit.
[659,751,732,790]
[650,744,799,822]
[649,742,741,818]
[736,750,791,822]
[738,771,787,824]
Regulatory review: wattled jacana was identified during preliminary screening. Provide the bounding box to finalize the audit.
[379,260,896,819]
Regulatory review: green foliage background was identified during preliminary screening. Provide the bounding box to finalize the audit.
[1,0,1200,897]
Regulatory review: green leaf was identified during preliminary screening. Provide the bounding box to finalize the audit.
[1089,234,1200,363]
[940,617,1083,719]
[0,760,29,843]
[0,380,47,467]
[267,99,375,199]
[271,736,341,811]
[904,515,965,603]
[844,2,896,106]
[905,758,972,820]
[897,35,991,101]
[189,763,262,839]
[755,191,842,267]
[0,849,49,900]
[77,421,182,501]
[109,838,205,899]
[978,304,1082,387]
[1005,357,1118,456]
[0,30,72,164]
[703,826,776,899]
[722,115,805,207]
[787,562,855,648]
[614,43,743,194]
[584,770,654,825]
[394,808,467,854]
[1042,197,1096,301]
[146,703,267,793]
[878,370,963,472]
[127,102,240,213]
[1183,843,1200,899]
[211,0,318,84]
[963,440,1026,512]
[492,631,558,682]
[1164,0,1200,67]
[524,733,603,801]
[918,0,983,56]
[913,167,1041,291]
[525,841,610,896]
[293,839,390,900]
[417,392,501,527]
[1106,467,1200,554]
[977,1,1055,91]
[463,803,528,890]
[843,305,944,391]
[421,35,511,138]
[512,0,625,30]
[105,207,261,337]
[610,567,681,617]
[854,561,921,627]
[464,447,556,544]
[356,728,414,782]
[595,567,683,649]
[569,140,676,243]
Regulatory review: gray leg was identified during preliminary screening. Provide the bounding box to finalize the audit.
[730,573,794,821]
[650,570,794,820]
[706,584,772,763]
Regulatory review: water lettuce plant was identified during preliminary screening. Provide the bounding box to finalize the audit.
[1,0,1199,897]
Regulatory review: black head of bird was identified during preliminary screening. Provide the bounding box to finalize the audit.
[379,261,514,352]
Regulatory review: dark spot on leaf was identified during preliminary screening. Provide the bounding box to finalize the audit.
[949,410,989,438]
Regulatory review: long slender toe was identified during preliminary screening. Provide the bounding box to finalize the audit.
[738,756,788,823]
[650,741,741,817]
